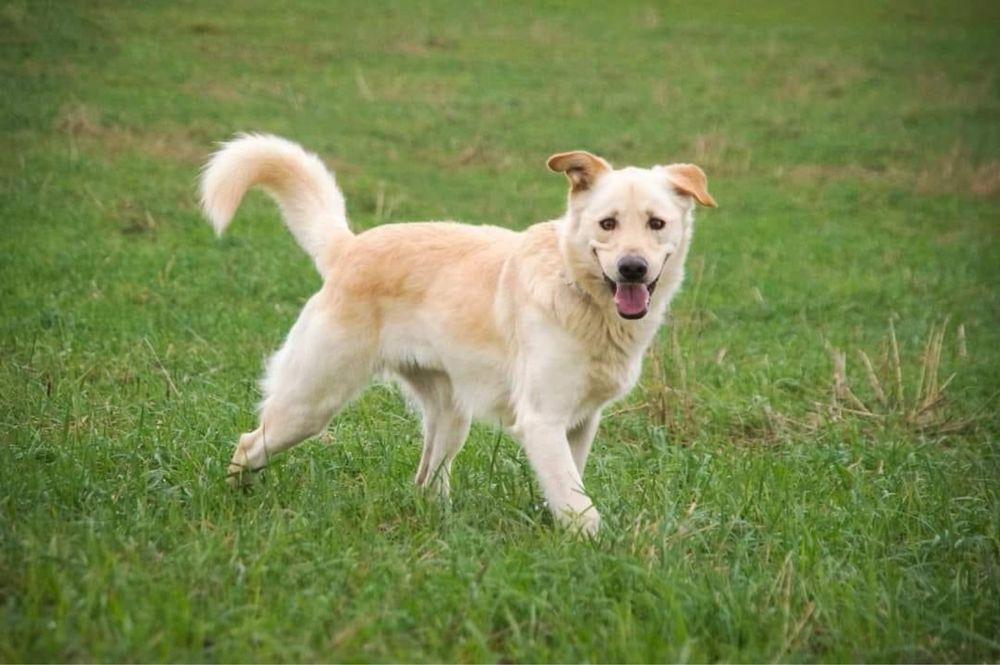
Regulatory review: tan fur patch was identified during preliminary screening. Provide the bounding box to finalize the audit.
[665,163,717,207]
[547,151,612,192]
[326,223,514,349]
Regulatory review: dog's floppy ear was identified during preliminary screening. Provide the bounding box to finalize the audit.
[547,151,612,193]
[664,163,717,208]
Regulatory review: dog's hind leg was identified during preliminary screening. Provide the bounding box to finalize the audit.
[401,369,471,498]
[228,296,374,485]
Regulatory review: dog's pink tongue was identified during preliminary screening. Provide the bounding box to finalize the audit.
[614,283,649,316]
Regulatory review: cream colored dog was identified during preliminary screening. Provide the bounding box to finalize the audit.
[200,134,715,534]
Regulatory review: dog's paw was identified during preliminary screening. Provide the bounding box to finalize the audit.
[558,506,601,538]
[226,462,256,488]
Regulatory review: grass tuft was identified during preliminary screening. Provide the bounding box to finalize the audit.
[824,319,980,435]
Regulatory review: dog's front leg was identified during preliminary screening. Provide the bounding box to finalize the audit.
[567,411,600,477]
[513,411,601,536]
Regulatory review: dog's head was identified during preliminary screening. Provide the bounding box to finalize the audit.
[548,151,716,320]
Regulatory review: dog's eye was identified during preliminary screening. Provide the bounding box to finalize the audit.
[648,217,666,231]
[599,218,617,231]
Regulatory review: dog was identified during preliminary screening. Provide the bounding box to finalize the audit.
[200,134,715,534]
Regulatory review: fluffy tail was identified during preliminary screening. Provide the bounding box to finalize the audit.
[200,133,351,276]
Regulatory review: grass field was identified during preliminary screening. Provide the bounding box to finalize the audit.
[2,1,999,661]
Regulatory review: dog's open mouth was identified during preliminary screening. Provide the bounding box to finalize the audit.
[603,275,658,320]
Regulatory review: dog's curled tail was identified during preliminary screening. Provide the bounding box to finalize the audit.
[200,133,351,276]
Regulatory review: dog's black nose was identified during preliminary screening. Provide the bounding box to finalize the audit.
[617,256,648,282]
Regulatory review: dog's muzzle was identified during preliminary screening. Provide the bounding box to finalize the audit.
[593,250,665,320]
[604,256,660,320]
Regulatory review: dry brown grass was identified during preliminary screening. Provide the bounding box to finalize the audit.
[823,319,975,434]
[782,146,1000,199]
[628,315,978,448]
[916,144,1000,198]
[783,163,904,187]
[780,56,872,103]
[349,67,458,110]
[55,102,209,165]
[686,132,753,177]
[642,324,698,435]
[914,67,997,109]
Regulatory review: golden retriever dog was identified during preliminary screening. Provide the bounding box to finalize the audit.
[200,134,715,534]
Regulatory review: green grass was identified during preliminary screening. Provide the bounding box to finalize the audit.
[2,1,998,661]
